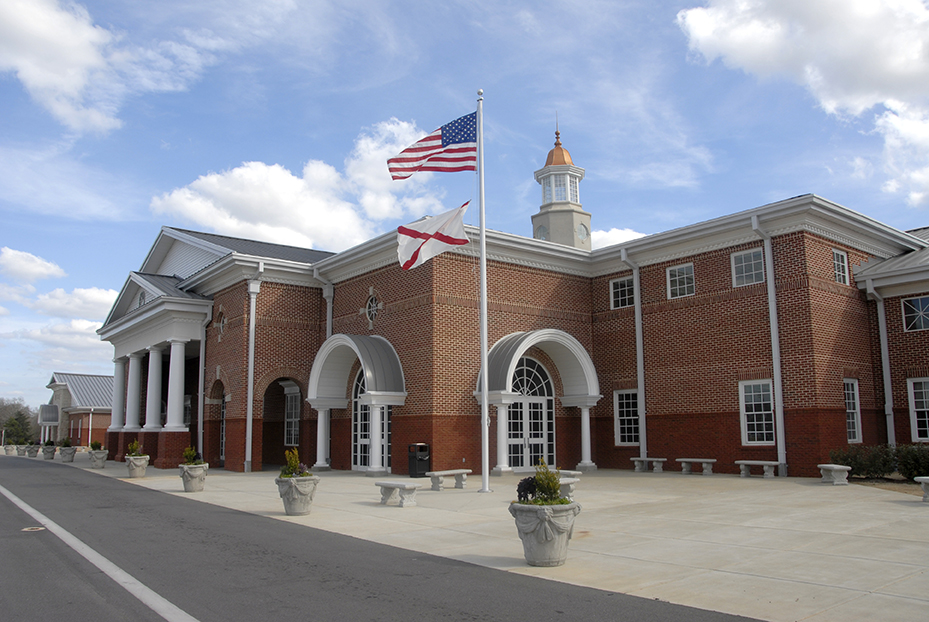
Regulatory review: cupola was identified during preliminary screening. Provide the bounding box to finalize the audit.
[532,128,590,250]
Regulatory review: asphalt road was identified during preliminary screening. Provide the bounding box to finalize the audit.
[0,457,760,622]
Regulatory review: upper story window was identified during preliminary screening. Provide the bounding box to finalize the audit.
[569,177,579,203]
[902,296,929,332]
[667,263,695,299]
[610,276,634,309]
[732,249,764,287]
[138,291,146,307]
[542,178,552,204]
[833,249,849,285]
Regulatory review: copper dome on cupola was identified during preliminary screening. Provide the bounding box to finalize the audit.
[545,130,574,166]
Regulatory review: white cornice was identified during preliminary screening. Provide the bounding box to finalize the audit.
[179,253,323,295]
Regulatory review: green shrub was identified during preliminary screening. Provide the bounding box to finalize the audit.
[182,446,204,465]
[514,459,570,505]
[44,439,55,446]
[895,444,929,480]
[829,444,894,478]
[126,439,142,456]
[90,440,102,451]
[280,448,310,478]
[59,438,71,447]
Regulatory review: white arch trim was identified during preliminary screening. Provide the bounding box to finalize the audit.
[307,334,406,410]
[476,329,601,404]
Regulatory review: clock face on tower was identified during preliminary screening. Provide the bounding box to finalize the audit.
[576,223,589,241]
[535,225,549,241]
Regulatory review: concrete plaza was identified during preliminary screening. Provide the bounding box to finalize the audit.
[57,456,929,622]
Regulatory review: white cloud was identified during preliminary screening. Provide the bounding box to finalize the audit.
[0,247,66,282]
[0,305,8,316]
[0,0,233,134]
[678,0,929,205]
[29,287,118,320]
[151,119,448,251]
[591,228,648,250]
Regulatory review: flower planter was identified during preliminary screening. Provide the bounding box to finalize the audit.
[16,445,27,456]
[59,447,77,463]
[179,463,209,492]
[89,450,108,469]
[42,446,57,460]
[508,501,582,567]
[26,445,40,458]
[275,476,320,516]
[126,455,150,478]
[4,445,14,455]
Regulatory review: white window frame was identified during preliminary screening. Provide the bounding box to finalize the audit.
[739,380,775,445]
[613,389,639,446]
[183,395,192,426]
[667,263,695,299]
[833,249,849,285]
[731,249,765,287]
[844,379,861,443]
[569,177,579,203]
[610,276,635,310]
[907,378,929,442]
[902,296,929,332]
[283,384,300,447]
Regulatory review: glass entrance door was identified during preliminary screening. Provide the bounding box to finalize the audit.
[506,358,555,468]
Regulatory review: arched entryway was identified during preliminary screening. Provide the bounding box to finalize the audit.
[262,378,302,468]
[478,329,601,473]
[307,334,406,476]
[207,380,226,468]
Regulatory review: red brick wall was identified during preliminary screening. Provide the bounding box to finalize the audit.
[881,289,929,444]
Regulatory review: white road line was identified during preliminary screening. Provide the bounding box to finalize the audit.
[0,483,200,622]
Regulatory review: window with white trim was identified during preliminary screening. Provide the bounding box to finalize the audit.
[902,296,929,332]
[833,249,849,285]
[732,249,764,287]
[667,263,695,299]
[183,395,191,426]
[613,390,639,445]
[283,384,300,447]
[740,380,775,445]
[569,177,579,203]
[844,379,861,443]
[542,178,552,204]
[907,378,929,441]
[610,276,634,309]
[553,174,567,201]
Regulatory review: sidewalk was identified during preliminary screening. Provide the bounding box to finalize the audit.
[62,456,929,622]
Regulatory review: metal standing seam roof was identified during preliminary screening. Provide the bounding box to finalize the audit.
[167,227,335,264]
[307,334,406,402]
[47,373,113,409]
[133,273,207,299]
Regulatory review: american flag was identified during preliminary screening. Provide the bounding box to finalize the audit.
[387,112,477,180]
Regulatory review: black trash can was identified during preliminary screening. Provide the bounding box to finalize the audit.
[408,443,430,478]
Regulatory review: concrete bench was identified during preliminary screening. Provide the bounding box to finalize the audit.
[559,477,579,501]
[676,458,717,475]
[375,481,423,507]
[425,469,472,491]
[817,463,852,486]
[914,476,929,502]
[630,457,668,473]
[735,460,779,479]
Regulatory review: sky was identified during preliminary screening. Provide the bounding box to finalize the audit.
[3,0,929,408]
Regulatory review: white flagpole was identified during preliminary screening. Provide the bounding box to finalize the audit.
[477,89,491,493]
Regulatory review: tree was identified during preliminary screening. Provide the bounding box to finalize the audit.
[3,412,35,445]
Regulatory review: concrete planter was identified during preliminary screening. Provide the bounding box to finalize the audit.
[179,463,209,492]
[126,455,150,478]
[42,446,57,460]
[16,446,27,456]
[508,501,582,567]
[89,450,108,469]
[4,445,14,455]
[26,445,40,458]
[275,476,320,516]
[59,447,77,463]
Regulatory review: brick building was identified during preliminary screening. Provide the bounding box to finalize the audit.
[97,136,929,477]
[45,372,113,447]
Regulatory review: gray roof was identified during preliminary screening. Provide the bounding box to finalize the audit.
[134,273,207,299]
[168,227,335,264]
[907,227,929,242]
[47,373,113,410]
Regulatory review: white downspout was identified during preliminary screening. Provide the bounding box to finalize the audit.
[245,263,264,472]
[620,248,648,459]
[88,408,93,447]
[752,216,787,476]
[866,280,896,446]
[313,267,334,338]
[197,307,213,458]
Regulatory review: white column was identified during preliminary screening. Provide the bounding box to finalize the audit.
[577,407,597,471]
[366,405,386,477]
[164,339,188,431]
[124,353,143,431]
[109,357,126,431]
[313,409,331,470]
[492,404,511,476]
[144,346,164,430]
